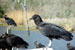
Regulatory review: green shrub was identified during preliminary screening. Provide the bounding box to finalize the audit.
[0,6,4,18]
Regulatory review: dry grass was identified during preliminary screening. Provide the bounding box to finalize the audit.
[0,18,6,24]
[0,10,75,32]
[5,10,36,25]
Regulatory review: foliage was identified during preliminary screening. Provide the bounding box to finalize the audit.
[65,9,71,17]
[0,0,75,18]
[0,6,4,18]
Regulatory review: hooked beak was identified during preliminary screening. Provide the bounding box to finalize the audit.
[29,17,33,20]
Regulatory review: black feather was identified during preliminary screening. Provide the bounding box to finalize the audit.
[30,14,73,41]
[0,34,12,50]
[34,41,45,48]
[1,32,29,48]
[67,43,75,50]
[4,15,17,26]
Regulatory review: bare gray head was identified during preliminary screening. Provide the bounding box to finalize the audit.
[4,15,7,17]
[30,14,43,26]
[3,15,9,20]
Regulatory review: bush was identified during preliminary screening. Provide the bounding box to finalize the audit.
[0,6,4,18]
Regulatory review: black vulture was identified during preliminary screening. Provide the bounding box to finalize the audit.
[67,43,75,50]
[34,41,45,48]
[0,40,12,50]
[2,32,29,48]
[0,32,29,50]
[4,15,17,26]
[30,14,73,47]
[0,34,12,50]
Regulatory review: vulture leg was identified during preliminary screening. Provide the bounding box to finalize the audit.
[46,40,52,50]
[7,26,11,34]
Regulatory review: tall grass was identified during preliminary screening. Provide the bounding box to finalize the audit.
[5,10,36,25]
[0,10,75,32]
